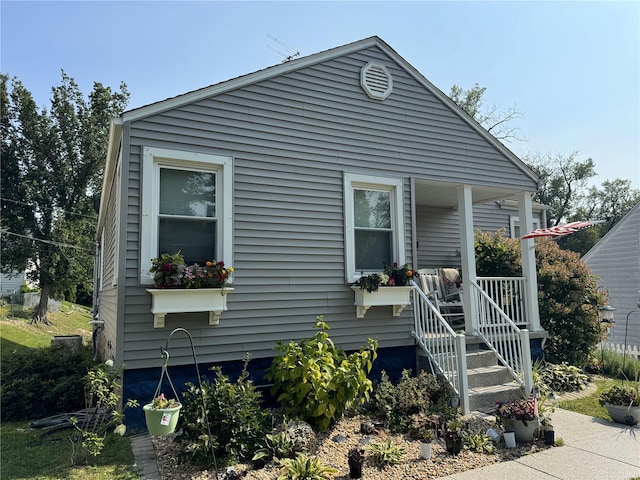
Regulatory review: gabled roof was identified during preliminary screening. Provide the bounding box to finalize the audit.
[583,200,640,263]
[116,35,538,185]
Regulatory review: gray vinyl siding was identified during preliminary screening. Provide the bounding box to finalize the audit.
[117,45,537,369]
[583,203,640,349]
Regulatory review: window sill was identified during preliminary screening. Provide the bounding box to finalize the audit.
[351,285,414,318]
[146,288,234,328]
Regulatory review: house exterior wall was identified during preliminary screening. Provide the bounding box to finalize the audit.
[416,202,543,268]
[101,44,538,373]
[583,202,640,349]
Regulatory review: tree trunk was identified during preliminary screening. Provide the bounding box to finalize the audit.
[31,284,52,325]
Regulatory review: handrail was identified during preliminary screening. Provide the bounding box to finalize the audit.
[470,282,533,395]
[477,277,528,328]
[411,280,469,414]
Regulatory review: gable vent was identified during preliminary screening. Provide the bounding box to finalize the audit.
[360,62,393,100]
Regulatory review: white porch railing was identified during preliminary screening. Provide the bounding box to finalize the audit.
[471,281,534,395]
[477,277,528,328]
[411,281,469,414]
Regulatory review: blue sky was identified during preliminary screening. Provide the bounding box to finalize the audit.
[2,1,639,188]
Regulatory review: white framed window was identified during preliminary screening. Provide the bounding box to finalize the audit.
[510,215,540,239]
[140,147,233,284]
[344,173,405,283]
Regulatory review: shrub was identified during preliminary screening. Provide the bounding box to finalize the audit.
[372,369,456,433]
[0,344,94,421]
[533,360,590,396]
[474,231,601,367]
[265,317,378,431]
[176,359,270,464]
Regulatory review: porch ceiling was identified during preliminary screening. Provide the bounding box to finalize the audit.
[414,180,527,208]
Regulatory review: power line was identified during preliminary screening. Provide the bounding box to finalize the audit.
[1,230,94,252]
[0,197,98,220]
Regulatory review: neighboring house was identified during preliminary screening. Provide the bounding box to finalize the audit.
[1,271,26,297]
[583,201,640,351]
[94,36,546,424]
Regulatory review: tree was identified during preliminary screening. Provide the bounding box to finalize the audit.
[449,83,524,142]
[474,230,601,366]
[1,72,128,323]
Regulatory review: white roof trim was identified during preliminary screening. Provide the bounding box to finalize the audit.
[96,118,123,238]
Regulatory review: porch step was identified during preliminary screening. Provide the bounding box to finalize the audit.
[469,382,523,412]
[467,365,514,389]
[465,350,497,369]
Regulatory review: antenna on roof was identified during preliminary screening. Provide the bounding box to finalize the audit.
[266,34,300,63]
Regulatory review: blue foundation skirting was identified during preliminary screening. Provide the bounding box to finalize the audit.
[124,345,416,432]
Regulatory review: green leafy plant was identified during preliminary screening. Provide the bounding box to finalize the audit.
[149,251,185,288]
[367,439,405,467]
[495,398,537,422]
[265,317,378,431]
[371,369,456,433]
[463,433,495,454]
[69,360,139,461]
[176,358,269,464]
[418,428,435,442]
[0,344,94,421]
[276,453,337,480]
[252,429,297,463]
[149,393,180,409]
[354,263,417,292]
[533,360,590,396]
[599,385,640,407]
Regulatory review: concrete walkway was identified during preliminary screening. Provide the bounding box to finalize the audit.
[438,408,640,480]
[130,433,161,479]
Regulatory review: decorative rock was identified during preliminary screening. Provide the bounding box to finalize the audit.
[332,434,348,444]
[286,420,316,452]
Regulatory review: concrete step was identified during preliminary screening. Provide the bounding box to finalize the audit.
[468,382,523,412]
[465,350,497,369]
[467,364,514,389]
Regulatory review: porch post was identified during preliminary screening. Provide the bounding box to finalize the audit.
[458,186,478,332]
[518,192,542,331]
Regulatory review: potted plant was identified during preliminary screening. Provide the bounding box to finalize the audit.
[147,251,235,327]
[495,398,539,442]
[538,394,555,445]
[599,385,640,426]
[347,447,365,479]
[352,263,417,317]
[443,419,464,455]
[418,428,435,459]
[142,393,182,435]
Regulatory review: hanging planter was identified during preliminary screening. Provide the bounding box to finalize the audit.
[143,400,182,436]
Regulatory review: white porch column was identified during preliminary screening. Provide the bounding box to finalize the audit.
[518,192,542,331]
[458,186,478,332]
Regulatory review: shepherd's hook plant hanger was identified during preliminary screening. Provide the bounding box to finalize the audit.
[159,327,218,479]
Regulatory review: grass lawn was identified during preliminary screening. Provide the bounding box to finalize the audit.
[1,421,139,480]
[558,376,639,422]
[1,303,139,480]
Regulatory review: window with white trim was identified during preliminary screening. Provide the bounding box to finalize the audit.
[140,147,233,284]
[510,216,540,239]
[344,173,405,283]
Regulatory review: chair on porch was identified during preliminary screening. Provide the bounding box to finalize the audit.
[417,268,465,329]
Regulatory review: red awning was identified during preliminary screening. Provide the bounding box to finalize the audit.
[521,220,604,239]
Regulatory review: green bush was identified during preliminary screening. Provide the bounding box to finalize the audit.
[0,344,94,421]
[371,369,457,433]
[176,360,270,464]
[265,316,378,431]
[474,230,601,367]
[533,360,590,396]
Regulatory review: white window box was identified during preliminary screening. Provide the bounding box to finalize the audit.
[351,285,413,318]
[147,288,234,328]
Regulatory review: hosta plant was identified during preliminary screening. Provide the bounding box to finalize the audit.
[367,439,405,467]
[276,453,337,480]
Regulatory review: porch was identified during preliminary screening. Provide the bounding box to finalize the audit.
[410,182,545,414]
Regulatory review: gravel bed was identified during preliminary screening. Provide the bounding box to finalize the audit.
[151,414,551,479]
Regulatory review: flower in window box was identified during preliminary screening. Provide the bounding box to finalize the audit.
[355,263,417,292]
[149,251,233,289]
